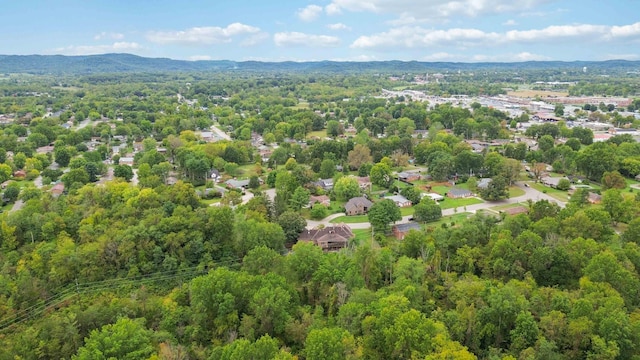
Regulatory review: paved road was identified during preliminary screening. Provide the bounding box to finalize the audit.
[210,123,231,141]
[303,181,566,230]
[74,118,92,130]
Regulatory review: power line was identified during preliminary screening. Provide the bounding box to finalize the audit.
[0,257,244,332]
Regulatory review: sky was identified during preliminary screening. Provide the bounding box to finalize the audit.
[2,0,639,62]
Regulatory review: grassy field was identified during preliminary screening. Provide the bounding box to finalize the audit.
[201,198,222,206]
[439,197,483,210]
[529,182,570,202]
[423,212,473,230]
[307,130,327,138]
[290,100,310,110]
[509,186,526,198]
[331,214,368,223]
[400,207,415,216]
[352,228,373,246]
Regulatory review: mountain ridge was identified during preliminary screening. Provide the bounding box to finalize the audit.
[0,53,639,75]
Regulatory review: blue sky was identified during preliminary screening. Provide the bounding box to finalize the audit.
[2,0,639,62]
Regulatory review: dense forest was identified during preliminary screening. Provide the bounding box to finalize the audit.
[0,66,640,359]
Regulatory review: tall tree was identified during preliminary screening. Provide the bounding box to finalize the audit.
[368,199,401,233]
[333,176,361,201]
[347,144,372,170]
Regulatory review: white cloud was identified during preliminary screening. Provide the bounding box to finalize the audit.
[514,52,551,61]
[327,23,351,31]
[503,19,518,26]
[601,53,640,61]
[274,32,341,47]
[330,54,379,61]
[240,32,270,47]
[609,22,640,38]
[147,23,260,45]
[327,0,554,23]
[351,22,640,49]
[188,55,212,61]
[351,26,500,49]
[52,42,141,55]
[423,52,458,61]
[325,3,342,15]
[93,32,124,40]
[296,4,323,21]
[505,24,607,42]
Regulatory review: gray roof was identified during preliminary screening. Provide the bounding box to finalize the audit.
[226,179,249,188]
[345,196,373,211]
[385,194,411,204]
[477,178,492,189]
[448,187,472,196]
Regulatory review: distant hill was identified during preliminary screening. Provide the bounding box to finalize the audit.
[0,53,639,75]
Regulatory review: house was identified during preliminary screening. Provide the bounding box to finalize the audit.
[309,195,330,207]
[119,157,135,166]
[356,176,372,190]
[447,188,472,198]
[199,131,215,142]
[392,222,422,240]
[344,196,373,215]
[132,142,144,153]
[211,168,221,182]
[315,178,334,191]
[50,183,65,197]
[397,172,421,183]
[541,176,568,188]
[477,178,492,190]
[225,179,250,190]
[588,192,602,204]
[384,194,412,207]
[36,145,55,154]
[13,170,26,179]
[298,224,354,251]
[422,193,444,201]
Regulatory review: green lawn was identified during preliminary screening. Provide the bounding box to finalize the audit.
[529,182,570,202]
[431,185,450,195]
[236,164,259,178]
[352,228,373,246]
[490,202,528,211]
[423,212,473,229]
[201,198,222,206]
[439,197,483,210]
[290,100,310,110]
[400,207,415,216]
[307,130,327,138]
[331,214,368,223]
[509,186,526,198]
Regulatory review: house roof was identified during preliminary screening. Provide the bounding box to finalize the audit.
[477,178,492,188]
[226,179,249,188]
[393,222,422,233]
[298,224,354,250]
[588,192,602,201]
[385,194,410,204]
[310,195,330,203]
[345,196,373,211]
[423,193,444,201]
